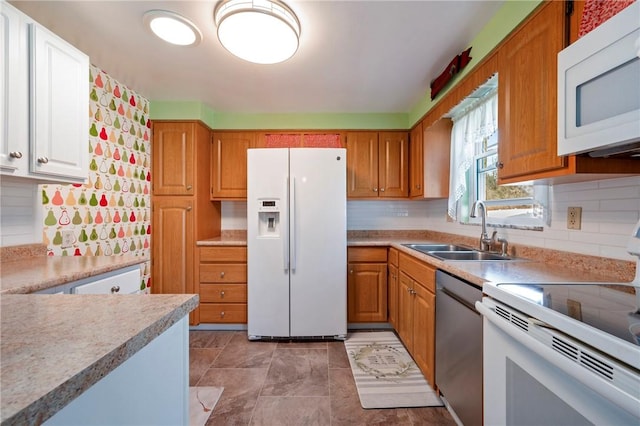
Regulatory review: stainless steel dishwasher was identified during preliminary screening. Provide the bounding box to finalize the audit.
[435,270,482,426]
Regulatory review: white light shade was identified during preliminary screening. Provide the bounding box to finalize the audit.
[143,10,202,46]
[214,0,301,64]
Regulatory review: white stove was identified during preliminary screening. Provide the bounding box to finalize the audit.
[477,219,640,424]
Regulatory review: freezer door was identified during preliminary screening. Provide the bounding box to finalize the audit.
[289,148,347,337]
[247,148,290,337]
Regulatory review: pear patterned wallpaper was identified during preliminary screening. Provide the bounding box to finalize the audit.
[41,65,151,292]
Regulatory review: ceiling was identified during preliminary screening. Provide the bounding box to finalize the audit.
[10,1,505,115]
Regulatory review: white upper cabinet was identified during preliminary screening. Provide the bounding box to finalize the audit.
[0,2,89,183]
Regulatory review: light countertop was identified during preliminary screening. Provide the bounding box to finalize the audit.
[197,233,635,288]
[0,293,198,425]
[0,254,148,294]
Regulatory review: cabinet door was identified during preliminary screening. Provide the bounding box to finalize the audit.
[30,23,89,181]
[0,3,28,175]
[412,284,436,388]
[347,263,387,322]
[498,1,566,180]
[211,132,254,199]
[423,119,451,198]
[346,131,378,198]
[397,272,414,352]
[152,122,195,195]
[388,263,398,328]
[152,197,193,295]
[409,123,423,198]
[378,131,408,198]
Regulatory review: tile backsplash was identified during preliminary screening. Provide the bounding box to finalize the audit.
[223,175,640,261]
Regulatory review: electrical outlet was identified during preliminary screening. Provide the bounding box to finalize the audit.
[567,207,582,230]
[61,230,76,248]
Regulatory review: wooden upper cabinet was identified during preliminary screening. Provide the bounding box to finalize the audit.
[423,118,451,199]
[211,132,255,199]
[152,121,198,195]
[497,0,567,182]
[378,132,409,198]
[346,131,408,199]
[346,131,379,197]
[409,123,424,198]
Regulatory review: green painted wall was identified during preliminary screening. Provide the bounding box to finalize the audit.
[149,0,542,130]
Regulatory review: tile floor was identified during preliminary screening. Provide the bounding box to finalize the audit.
[189,330,457,425]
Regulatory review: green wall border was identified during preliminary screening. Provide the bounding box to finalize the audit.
[150,0,542,130]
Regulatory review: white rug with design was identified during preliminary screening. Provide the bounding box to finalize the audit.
[344,331,442,409]
[189,386,223,426]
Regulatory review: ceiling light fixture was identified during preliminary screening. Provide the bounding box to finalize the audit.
[143,10,202,46]
[214,0,301,64]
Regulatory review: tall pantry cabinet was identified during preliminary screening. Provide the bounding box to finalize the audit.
[151,121,221,324]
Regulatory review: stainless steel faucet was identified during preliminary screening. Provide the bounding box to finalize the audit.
[470,201,496,251]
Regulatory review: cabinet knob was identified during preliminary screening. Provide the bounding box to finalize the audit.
[498,162,504,169]
[9,151,23,159]
[111,285,120,294]
[349,269,353,274]
[186,185,193,190]
[220,290,225,298]
[220,311,225,318]
[380,188,385,192]
[186,206,192,211]
[416,184,421,189]
[220,271,225,278]
[37,156,49,164]
[373,188,378,192]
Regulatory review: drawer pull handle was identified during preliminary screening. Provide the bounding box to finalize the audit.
[111,285,120,294]
[9,151,23,159]
[220,311,225,318]
[186,185,193,190]
[220,271,225,278]
[220,290,225,298]
[37,156,49,164]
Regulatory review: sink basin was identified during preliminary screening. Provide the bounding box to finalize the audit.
[403,244,474,255]
[428,251,513,261]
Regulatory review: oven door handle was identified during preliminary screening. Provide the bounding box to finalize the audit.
[475,301,640,418]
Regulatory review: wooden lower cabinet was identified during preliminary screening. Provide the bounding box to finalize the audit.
[397,252,437,388]
[196,246,247,324]
[347,247,388,322]
[388,248,399,328]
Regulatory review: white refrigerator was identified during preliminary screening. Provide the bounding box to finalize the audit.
[247,148,347,339]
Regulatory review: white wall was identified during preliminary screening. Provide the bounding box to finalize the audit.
[228,176,640,261]
[0,178,41,247]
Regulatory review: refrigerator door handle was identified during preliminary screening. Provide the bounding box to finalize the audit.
[290,176,296,271]
[283,176,289,271]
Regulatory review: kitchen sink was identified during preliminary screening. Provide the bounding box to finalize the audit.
[427,251,513,261]
[403,243,474,254]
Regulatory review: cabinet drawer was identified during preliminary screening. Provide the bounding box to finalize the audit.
[200,246,247,262]
[388,247,399,267]
[200,284,247,303]
[73,268,140,294]
[199,303,247,323]
[348,247,388,263]
[399,253,435,293]
[200,264,246,283]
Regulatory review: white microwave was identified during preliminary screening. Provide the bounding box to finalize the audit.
[557,1,640,157]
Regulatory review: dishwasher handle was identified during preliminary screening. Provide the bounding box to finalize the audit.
[440,287,480,314]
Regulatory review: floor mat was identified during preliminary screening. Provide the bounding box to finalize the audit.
[344,331,442,409]
[189,386,223,426]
